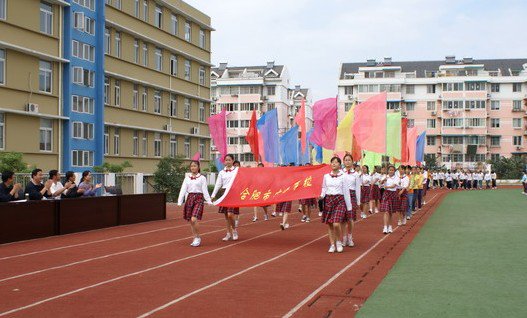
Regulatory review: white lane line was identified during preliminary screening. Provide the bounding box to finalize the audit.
[0,214,233,261]
[283,193,440,318]
[0,218,318,317]
[137,235,328,318]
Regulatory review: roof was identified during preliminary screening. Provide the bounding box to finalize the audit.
[340,58,527,79]
[211,65,285,78]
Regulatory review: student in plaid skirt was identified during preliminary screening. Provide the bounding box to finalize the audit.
[398,166,410,227]
[178,161,213,247]
[342,153,361,247]
[371,166,382,213]
[380,165,400,234]
[211,154,240,242]
[360,165,372,219]
[320,157,352,253]
[277,200,293,230]
[299,164,316,223]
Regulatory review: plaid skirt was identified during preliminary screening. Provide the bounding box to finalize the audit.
[276,201,292,213]
[216,188,240,215]
[321,195,347,224]
[361,185,371,204]
[184,193,205,221]
[399,191,408,212]
[346,190,359,221]
[299,198,317,207]
[380,190,399,214]
[370,185,381,201]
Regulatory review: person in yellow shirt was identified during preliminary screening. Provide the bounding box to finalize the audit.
[413,168,424,213]
[406,166,419,220]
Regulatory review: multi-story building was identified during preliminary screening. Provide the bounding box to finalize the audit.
[0,0,212,173]
[289,85,313,131]
[210,62,311,166]
[338,56,527,168]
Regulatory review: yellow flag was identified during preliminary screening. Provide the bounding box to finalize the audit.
[322,148,334,164]
[335,103,355,152]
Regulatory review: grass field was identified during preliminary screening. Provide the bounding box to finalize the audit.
[357,189,527,318]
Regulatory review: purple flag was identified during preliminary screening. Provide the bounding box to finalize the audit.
[207,109,227,162]
[309,98,337,150]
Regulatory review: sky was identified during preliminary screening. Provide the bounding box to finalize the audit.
[185,0,527,100]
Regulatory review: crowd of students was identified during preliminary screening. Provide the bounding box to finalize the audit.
[0,169,103,203]
[429,169,497,190]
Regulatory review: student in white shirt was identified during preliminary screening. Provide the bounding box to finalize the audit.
[438,170,445,188]
[371,166,382,213]
[491,171,497,189]
[211,154,240,242]
[477,170,484,189]
[398,166,410,226]
[341,154,361,248]
[421,167,428,203]
[484,171,492,189]
[360,165,372,219]
[380,165,400,234]
[320,157,352,253]
[178,160,212,247]
[445,170,453,189]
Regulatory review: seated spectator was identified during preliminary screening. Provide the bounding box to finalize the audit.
[61,171,85,198]
[49,170,68,198]
[24,169,53,200]
[78,170,102,197]
[0,171,23,202]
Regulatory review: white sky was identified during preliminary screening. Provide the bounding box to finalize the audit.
[185,0,527,100]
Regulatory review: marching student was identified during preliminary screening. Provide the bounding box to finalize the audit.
[380,165,400,234]
[342,153,361,247]
[438,170,445,189]
[398,166,410,226]
[421,167,428,205]
[491,170,498,189]
[233,160,242,227]
[278,163,296,230]
[178,160,212,247]
[432,170,438,188]
[360,165,372,219]
[484,170,492,189]
[253,163,270,222]
[371,166,382,213]
[414,167,424,211]
[211,154,240,242]
[408,166,418,219]
[521,171,527,195]
[477,170,484,190]
[379,165,387,201]
[320,156,352,253]
[445,170,453,189]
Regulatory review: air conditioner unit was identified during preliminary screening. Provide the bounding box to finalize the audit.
[431,111,437,116]
[191,127,199,134]
[163,125,172,131]
[516,146,522,150]
[347,95,353,100]
[26,103,39,113]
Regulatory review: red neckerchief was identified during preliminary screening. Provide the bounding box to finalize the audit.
[330,172,341,178]
[190,174,200,180]
[225,168,233,172]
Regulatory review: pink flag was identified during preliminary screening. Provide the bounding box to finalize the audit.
[192,152,201,161]
[295,98,307,153]
[309,97,337,150]
[352,92,387,153]
[207,109,227,162]
[407,126,417,166]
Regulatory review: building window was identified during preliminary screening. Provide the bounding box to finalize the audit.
[227,120,239,128]
[426,84,435,94]
[72,122,93,139]
[513,83,522,92]
[154,133,161,157]
[426,136,435,146]
[199,139,205,158]
[39,119,52,151]
[199,29,205,48]
[142,131,148,157]
[406,102,415,111]
[169,94,177,117]
[115,32,121,58]
[0,49,5,85]
[184,98,190,119]
[513,136,522,146]
[199,102,205,122]
[491,83,500,93]
[134,0,139,17]
[113,128,120,155]
[114,80,120,106]
[442,83,463,91]
[132,85,139,110]
[39,60,52,93]
[73,11,84,30]
[426,119,436,129]
[154,5,162,28]
[490,153,500,161]
[170,135,177,158]
[72,150,94,167]
[407,119,415,128]
[84,17,95,36]
[426,101,436,111]
[465,100,486,109]
[170,55,177,76]
[82,69,94,87]
[104,126,109,155]
[490,118,500,128]
[184,21,191,41]
[142,86,148,111]
[0,113,4,150]
[133,130,139,156]
[142,43,148,67]
[104,28,110,54]
[513,118,522,129]
[442,100,463,110]
[343,86,353,95]
[171,14,178,35]
[72,95,94,114]
[184,59,191,80]
[155,47,162,71]
[405,85,415,94]
[0,0,6,20]
[142,0,148,21]
[199,66,205,85]
[267,86,275,96]
[513,100,522,111]
[490,100,500,110]
[490,136,500,146]
[40,2,53,35]
[154,90,161,113]
[465,82,486,91]
[387,102,400,110]
[133,39,139,63]
[184,137,190,158]
[104,76,110,104]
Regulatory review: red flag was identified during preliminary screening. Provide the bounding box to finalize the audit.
[401,118,408,162]
[352,92,387,153]
[245,110,260,162]
[295,98,307,153]
[352,134,362,162]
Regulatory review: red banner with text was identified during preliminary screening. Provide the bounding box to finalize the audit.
[215,165,331,207]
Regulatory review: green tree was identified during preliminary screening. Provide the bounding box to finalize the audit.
[487,156,527,179]
[93,161,132,173]
[153,156,187,202]
[0,152,29,172]
[424,155,440,171]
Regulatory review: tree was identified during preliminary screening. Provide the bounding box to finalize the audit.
[93,161,132,173]
[424,155,441,171]
[487,156,527,179]
[153,156,187,202]
[0,152,29,172]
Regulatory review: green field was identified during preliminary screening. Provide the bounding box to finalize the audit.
[357,189,527,318]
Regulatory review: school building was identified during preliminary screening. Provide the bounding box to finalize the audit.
[338,56,527,168]
[0,0,212,173]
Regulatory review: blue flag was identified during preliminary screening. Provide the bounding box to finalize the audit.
[416,131,426,163]
[257,109,280,163]
[280,125,299,165]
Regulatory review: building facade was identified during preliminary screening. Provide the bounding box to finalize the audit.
[0,0,212,173]
[210,62,311,166]
[338,57,527,168]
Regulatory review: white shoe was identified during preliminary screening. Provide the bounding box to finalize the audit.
[232,231,239,241]
[301,215,307,222]
[305,217,311,223]
[383,226,388,234]
[328,245,336,253]
[347,235,354,247]
[271,212,277,217]
[264,215,269,221]
[279,213,283,216]
[402,218,407,225]
[361,213,367,219]
[336,241,344,253]
[284,223,290,229]
[318,212,323,217]
[342,236,348,246]
[252,217,258,222]
[191,237,201,247]
[397,220,402,226]
[222,233,232,241]
[298,206,302,212]
[235,220,239,228]
[374,209,379,213]
[406,216,411,220]
[388,226,393,233]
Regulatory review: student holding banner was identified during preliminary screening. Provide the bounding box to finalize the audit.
[252,163,271,222]
[342,153,361,247]
[320,157,352,253]
[212,154,240,242]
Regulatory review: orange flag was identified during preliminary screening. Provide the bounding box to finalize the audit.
[295,98,307,153]
[245,110,260,162]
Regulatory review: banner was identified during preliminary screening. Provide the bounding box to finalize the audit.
[214,165,331,207]
[352,92,387,153]
[310,98,338,150]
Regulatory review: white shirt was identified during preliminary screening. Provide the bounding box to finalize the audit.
[380,173,387,188]
[484,173,492,181]
[320,172,352,211]
[432,173,438,179]
[467,174,473,181]
[491,173,497,179]
[445,173,453,182]
[395,170,401,178]
[212,167,238,198]
[384,175,400,192]
[399,175,409,189]
[342,169,361,206]
[371,172,381,185]
[438,172,445,180]
[478,173,484,180]
[361,174,372,186]
[459,173,466,180]
[422,171,428,182]
[50,181,64,197]
[178,174,212,206]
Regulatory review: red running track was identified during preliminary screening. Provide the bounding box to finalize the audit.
[0,190,447,317]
